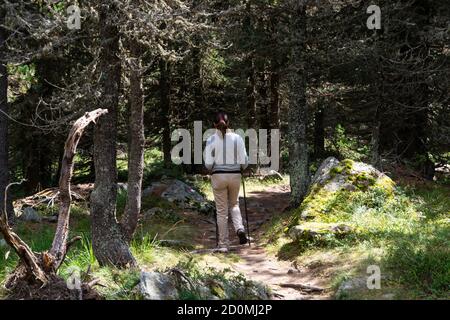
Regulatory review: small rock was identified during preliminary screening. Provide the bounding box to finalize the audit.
[19,207,42,223]
[382,293,395,300]
[289,222,353,242]
[336,277,367,298]
[139,271,178,300]
[143,207,163,218]
[260,170,283,182]
[330,223,353,237]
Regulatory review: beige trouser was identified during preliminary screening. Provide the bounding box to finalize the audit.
[211,173,245,247]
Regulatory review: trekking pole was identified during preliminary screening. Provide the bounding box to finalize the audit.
[241,170,251,246]
[214,210,219,248]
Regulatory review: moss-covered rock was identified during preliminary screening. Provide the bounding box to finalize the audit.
[289,222,353,242]
[291,157,395,224]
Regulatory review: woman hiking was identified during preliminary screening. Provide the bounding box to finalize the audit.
[204,111,249,252]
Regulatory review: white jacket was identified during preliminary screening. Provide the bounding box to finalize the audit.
[204,130,248,172]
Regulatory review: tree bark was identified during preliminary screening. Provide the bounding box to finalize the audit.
[160,58,172,167]
[192,0,204,122]
[288,1,310,207]
[370,106,381,168]
[269,67,280,131]
[258,71,270,130]
[120,42,145,243]
[0,6,13,224]
[90,2,136,268]
[313,104,325,160]
[51,109,108,269]
[0,182,48,286]
[192,47,203,118]
[246,58,257,129]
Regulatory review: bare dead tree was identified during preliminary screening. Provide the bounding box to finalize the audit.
[0,109,107,294]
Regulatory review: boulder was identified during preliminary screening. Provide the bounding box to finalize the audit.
[222,279,271,300]
[18,207,42,223]
[142,179,214,214]
[311,157,341,186]
[295,158,395,220]
[139,271,178,300]
[311,157,394,193]
[289,222,353,242]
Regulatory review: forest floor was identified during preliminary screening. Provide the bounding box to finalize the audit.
[189,183,331,300]
[1,170,449,300]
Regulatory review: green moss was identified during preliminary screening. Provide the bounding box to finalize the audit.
[291,162,396,227]
[351,172,377,191]
[341,159,354,170]
[329,159,354,179]
[330,166,344,177]
[290,186,354,226]
[374,175,395,194]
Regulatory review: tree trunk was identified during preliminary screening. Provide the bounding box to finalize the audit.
[246,59,257,129]
[258,71,270,130]
[51,109,108,269]
[160,58,172,167]
[288,1,310,207]
[269,67,280,131]
[121,42,145,243]
[90,3,136,268]
[192,47,203,118]
[313,104,325,160]
[192,0,204,123]
[370,106,381,168]
[0,6,13,224]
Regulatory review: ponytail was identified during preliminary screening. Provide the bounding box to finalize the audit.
[214,112,229,138]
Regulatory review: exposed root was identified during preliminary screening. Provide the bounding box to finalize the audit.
[5,274,103,300]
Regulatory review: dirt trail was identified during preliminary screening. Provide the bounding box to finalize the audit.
[190,184,331,300]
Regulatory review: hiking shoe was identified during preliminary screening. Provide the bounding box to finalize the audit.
[237,229,248,245]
